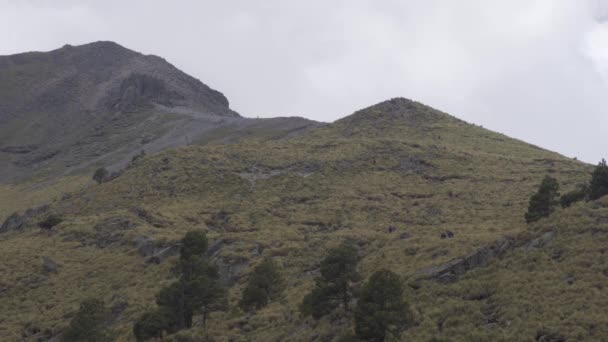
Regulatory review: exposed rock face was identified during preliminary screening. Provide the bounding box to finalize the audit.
[145,245,179,264]
[0,213,25,233]
[0,41,322,182]
[420,230,557,283]
[215,257,249,287]
[0,205,48,234]
[420,236,514,283]
[110,73,178,112]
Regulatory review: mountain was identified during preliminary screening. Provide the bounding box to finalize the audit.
[0,41,320,182]
[0,96,596,341]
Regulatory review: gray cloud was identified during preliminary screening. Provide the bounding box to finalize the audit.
[1,0,607,162]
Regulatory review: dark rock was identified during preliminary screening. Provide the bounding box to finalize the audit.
[420,236,514,283]
[215,257,249,286]
[133,236,158,257]
[94,217,136,232]
[387,226,396,233]
[111,301,129,315]
[440,232,447,239]
[524,231,555,250]
[446,230,454,238]
[399,232,412,240]
[146,245,179,264]
[0,212,25,233]
[42,257,59,273]
[131,207,166,227]
[566,275,575,285]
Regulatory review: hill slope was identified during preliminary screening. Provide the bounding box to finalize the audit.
[0,98,594,341]
[0,41,320,182]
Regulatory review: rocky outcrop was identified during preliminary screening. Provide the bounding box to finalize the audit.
[145,245,179,264]
[0,205,48,234]
[0,213,25,233]
[420,231,557,283]
[420,236,514,283]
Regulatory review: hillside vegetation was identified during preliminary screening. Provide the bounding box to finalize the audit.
[0,98,595,341]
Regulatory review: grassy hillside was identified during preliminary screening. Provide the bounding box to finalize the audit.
[0,98,593,341]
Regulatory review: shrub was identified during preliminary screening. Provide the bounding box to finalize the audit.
[92,167,109,184]
[525,176,559,223]
[300,242,360,319]
[239,259,284,311]
[132,150,146,163]
[354,269,411,342]
[589,159,608,200]
[63,299,111,342]
[38,214,63,230]
[133,309,169,341]
[560,185,588,208]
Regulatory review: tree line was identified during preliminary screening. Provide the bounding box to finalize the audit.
[525,159,608,223]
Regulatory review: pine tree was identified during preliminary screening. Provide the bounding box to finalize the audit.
[239,259,284,311]
[589,159,608,200]
[133,230,227,340]
[300,242,360,319]
[354,270,411,342]
[63,299,111,342]
[525,175,559,223]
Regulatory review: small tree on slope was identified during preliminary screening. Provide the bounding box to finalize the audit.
[589,159,608,200]
[525,175,559,223]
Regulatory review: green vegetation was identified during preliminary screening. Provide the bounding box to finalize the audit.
[589,158,608,200]
[301,242,360,319]
[560,184,588,208]
[239,259,284,311]
[525,175,560,223]
[63,299,111,342]
[135,230,227,340]
[0,99,596,341]
[354,269,411,342]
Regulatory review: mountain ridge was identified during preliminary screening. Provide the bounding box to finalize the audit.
[0,41,321,182]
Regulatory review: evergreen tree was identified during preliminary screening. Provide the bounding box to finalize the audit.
[63,299,111,342]
[354,270,411,342]
[180,230,208,261]
[133,309,168,342]
[525,175,560,223]
[301,242,360,319]
[239,259,284,311]
[589,159,608,200]
[133,230,227,339]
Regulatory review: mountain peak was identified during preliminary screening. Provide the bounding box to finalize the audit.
[335,97,452,130]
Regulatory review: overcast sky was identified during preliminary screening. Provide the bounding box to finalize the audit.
[1,0,608,162]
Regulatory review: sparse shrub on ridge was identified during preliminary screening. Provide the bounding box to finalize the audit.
[525,176,560,223]
[92,167,109,184]
[589,159,608,200]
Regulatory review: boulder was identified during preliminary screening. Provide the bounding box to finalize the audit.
[146,245,179,264]
[0,212,25,233]
[42,257,59,273]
